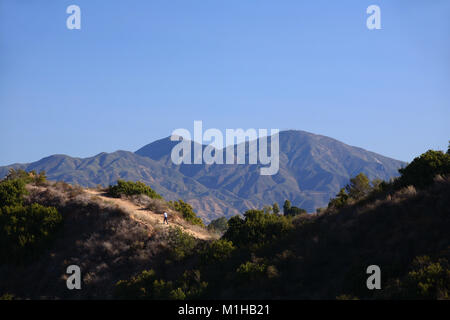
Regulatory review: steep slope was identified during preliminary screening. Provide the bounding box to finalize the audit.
[83,189,213,240]
[0,181,214,299]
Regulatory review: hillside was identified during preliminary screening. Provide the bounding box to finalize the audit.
[0,130,405,221]
[0,152,243,221]
[0,176,215,299]
[1,148,448,300]
[112,148,450,300]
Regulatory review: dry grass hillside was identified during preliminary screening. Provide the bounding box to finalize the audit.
[1,147,448,300]
[0,180,215,299]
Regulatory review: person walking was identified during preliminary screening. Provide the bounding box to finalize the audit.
[163,211,169,225]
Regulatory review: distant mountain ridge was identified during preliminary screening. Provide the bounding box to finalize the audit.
[0,130,405,221]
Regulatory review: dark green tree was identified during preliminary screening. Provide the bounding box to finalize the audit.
[207,217,228,233]
[285,206,307,216]
[283,200,291,215]
[201,239,235,264]
[0,179,27,207]
[282,200,306,216]
[108,180,162,199]
[272,202,280,215]
[171,199,204,227]
[397,150,450,188]
[328,188,349,209]
[345,173,372,200]
[224,210,293,248]
[0,204,61,264]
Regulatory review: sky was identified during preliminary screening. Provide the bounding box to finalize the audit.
[0,0,449,165]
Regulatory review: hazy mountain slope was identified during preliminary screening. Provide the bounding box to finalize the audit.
[136,130,405,215]
[0,151,250,220]
[1,130,405,221]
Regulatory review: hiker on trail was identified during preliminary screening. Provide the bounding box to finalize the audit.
[163,212,168,225]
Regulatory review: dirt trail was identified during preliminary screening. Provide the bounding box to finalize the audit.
[85,189,214,240]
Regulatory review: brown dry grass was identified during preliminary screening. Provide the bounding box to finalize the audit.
[0,181,216,299]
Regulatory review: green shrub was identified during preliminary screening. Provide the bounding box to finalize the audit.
[403,256,449,299]
[284,206,307,216]
[397,150,450,189]
[272,203,280,214]
[114,268,207,300]
[107,180,162,199]
[224,210,293,248]
[3,169,32,183]
[3,169,47,186]
[0,293,15,300]
[0,179,27,207]
[328,187,349,209]
[167,227,198,262]
[328,173,384,209]
[170,199,204,227]
[115,269,176,299]
[345,173,372,200]
[0,203,62,264]
[0,175,59,264]
[169,287,187,300]
[283,200,307,216]
[207,217,228,233]
[201,239,235,264]
[178,270,208,299]
[236,261,267,282]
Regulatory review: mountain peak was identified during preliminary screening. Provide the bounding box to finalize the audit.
[1,130,405,221]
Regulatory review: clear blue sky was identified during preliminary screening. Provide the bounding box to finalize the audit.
[0,0,449,165]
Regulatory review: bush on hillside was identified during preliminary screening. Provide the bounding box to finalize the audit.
[285,206,307,216]
[115,269,179,300]
[3,169,47,186]
[283,200,307,216]
[0,179,27,207]
[0,174,61,265]
[403,256,449,299]
[272,203,280,214]
[382,256,450,299]
[224,210,293,248]
[207,217,228,233]
[200,239,235,264]
[107,180,162,199]
[328,188,349,209]
[396,150,450,189]
[236,260,268,282]
[327,150,450,210]
[0,203,62,264]
[114,268,207,300]
[170,199,204,227]
[166,227,198,262]
[327,173,384,209]
[345,173,372,200]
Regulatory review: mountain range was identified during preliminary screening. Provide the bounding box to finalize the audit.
[0,130,406,221]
